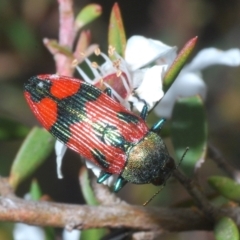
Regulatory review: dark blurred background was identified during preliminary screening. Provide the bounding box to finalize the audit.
[1,0,240,239]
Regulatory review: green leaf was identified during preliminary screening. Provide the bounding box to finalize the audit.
[75,4,102,31]
[79,166,99,206]
[214,217,239,240]
[29,180,55,239]
[43,39,73,58]
[208,176,240,202]
[163,37,198,93]
[79,167,107,239]
[44,227,55,240]
[9,127,54,189]
[30,179,42,201]
[0,222,14,240]
[108,2,126,57]
[74,31,91,59]
[0,118,29,140]
[7,20,38,56]
[171,96,207,175]
[81,229,106,240]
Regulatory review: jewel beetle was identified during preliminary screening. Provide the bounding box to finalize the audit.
[24,74,175,192]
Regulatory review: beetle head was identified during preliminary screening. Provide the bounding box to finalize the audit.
[121,131,174,185]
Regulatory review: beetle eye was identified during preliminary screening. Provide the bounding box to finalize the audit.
[151,175,165,186]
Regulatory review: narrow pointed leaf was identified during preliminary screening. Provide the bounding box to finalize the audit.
[44,227,55,240]
[108,3,126,57]
[214,217,239,240]
[79,166,107,240]
[30,179,42,201]
[75,4,102,31]
[7,19,38,56]
[81,229,106,240]
[9,127,54,189]
[163,37,198,93]
[43,38,73,58]
[171,96,207,175]
[79,166,99,206]
[74,30,91,58]
[0,118,29,140]
[208,176,240,202]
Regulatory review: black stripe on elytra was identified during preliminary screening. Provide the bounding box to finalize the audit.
[117,112,139,124]
[50,83,102,144]
[92,122,132,152]
[25,76,103,144]
[24,76,52,102]
[91,148,110,169]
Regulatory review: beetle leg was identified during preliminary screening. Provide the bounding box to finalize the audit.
[97,171,112,183]
[140,101,148,120]
[113,176,128,192]
[151,118,166,132]
[104,88,112,97]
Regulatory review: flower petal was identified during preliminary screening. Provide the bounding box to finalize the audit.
[134,65,165,111]
[155,72,207,118]
[85,160,101,177]
[184,48,240,72]
[55,140,67,179]
[14,223,45,240]
[63,229,81,240]
[85,160,116,186]
[125,35,177,71]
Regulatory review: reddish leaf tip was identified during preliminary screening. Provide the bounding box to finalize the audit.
[93,4,102,14]
[113,2,119,8]
[185,36,198,49]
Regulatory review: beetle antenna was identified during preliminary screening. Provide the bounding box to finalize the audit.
[175,147,189,170]
[143,147,189,206]
[143,185,164,206]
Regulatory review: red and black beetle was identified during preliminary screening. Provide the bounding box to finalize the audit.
[24,74,174,191]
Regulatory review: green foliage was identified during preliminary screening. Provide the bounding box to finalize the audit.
[108,3,126,58]
[214,217,239,240]
[30,179,43,201]
[79,166,99,206]
[0,118,29,140]
[30,180,55,240]
[171,96,207,175]
[208,176,240,203]
[79,167,107,239]
[163,37,198,93]
[9,127,54,189]
[6,20,38,56]
[75,4,102,31]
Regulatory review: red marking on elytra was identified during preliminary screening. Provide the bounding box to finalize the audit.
[84,93,149,142]
[50,79,81,99]
[25,90,58,130]
[36,98,58,130]
[37,75,81,99]
[67,121,126,174]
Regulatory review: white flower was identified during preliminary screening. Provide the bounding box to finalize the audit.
[154,47,240,118]
[62,229,81,240]
[75,49,133,109]
[125,36,177,112]
[55,36,177,185]
[13,223,45,240]
[55,140,67,179]
[14,224,81,240]
[75,36,177,112]
[125,35,177,71]
[85,160,117,186]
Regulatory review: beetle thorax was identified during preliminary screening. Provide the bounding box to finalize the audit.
[121,131,173,185]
